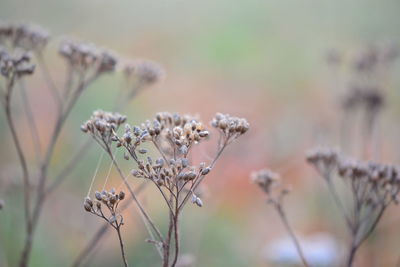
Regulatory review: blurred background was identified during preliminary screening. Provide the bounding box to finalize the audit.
[1,0,400,266]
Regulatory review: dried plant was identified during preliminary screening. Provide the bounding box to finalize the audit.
[307,147,400,266]
[84,189,128,266]
[327,44,398,158]
[81,111,249,266]
[251,169,310,267]
[0,22,163,267]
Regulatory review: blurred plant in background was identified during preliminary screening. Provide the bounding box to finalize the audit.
[0,22,162,266]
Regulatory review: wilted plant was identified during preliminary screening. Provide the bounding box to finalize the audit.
[251,169,310,267]
[327,44,398,158]
[307,147,400,267]
[0,22,163,267]
[84,189,128,266]
[81,111,249,266]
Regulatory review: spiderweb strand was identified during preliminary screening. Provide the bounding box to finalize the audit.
[117,166,163,257]
[87,150,105,197]
[102,148,118,190]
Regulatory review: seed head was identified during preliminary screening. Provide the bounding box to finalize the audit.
[251,169,279,194]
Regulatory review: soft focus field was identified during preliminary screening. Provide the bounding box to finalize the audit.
[1,0,400,266]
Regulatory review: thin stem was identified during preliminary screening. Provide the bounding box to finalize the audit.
[116,226,129,267]
[163,197,174,267]
[18,79,42,161]
[346,244,357,267]
[72,225,109,267]
[171,201,180,267]
[179,140,228,211]
[324,175,353,230]
[3,77,32,267]
[36,52,62,111]
[104,146,164,258]
[72,183,147,267]
[19,74,99,267]
[273,202,309,267]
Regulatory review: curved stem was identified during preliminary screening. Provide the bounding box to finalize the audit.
[18,79,42,161]
[273,202,309,267]
[116,226,129,267]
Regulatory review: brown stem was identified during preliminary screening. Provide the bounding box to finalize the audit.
[273,202,309,267]
[179,140,227,211]
[2,77,32,267]
[171,211,180,267]
[116,226,129,267]
[104,146,164,257]
[72,183,147,267]
[72,224,109,267]
[18,79,42,161]
[19,75,98,267]
[36,52,62,111]
[346,243,357,267]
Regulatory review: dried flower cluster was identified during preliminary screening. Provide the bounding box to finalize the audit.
[251,168,308,267]
[80,110,127,146]
[84,188,126,222]
[251,169,280,194]
[59,39,117,75]
[328,45,399,157]
[307,146,400,266]
[82,110,249,266]
[306,147,339,177]
[124,60,164,87]
[84,189,128,267]
[0,50,35,79]
[342,87,384,112]
[211,113,250,143]
[307,147,400,203]
[0,23,49,52]
[116,60,165,107]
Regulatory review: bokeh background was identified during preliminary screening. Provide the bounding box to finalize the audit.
[1,0,400,266]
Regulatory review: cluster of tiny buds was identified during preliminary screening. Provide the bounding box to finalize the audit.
[159,113,209,153]
[306,147,339,176]
[211,113,249,140]
[326,44,399,71]
[0,23,49,52]
[81,110,127,141]
[59,39,117,73]
[342,87,384,111]
[307,146,400,205]
[353,44,398,72]
[124,60,165,87]
[251,169,280,194]
[131,156,211,189]
[84,188,126,216]
[116,112,210,155]
[0,49,35,78]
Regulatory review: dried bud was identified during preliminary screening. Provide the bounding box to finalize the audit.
[251,169,279,194]
[195,197,203,207]
[84,197,93,212]
[95,191,102,201]
[201,167,211,176]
